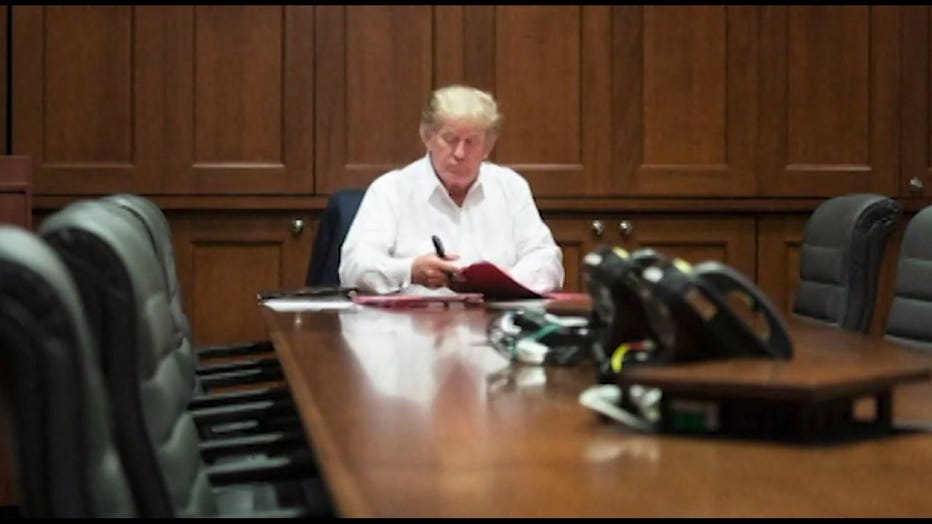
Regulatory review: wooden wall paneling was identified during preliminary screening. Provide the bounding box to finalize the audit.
[10,4,922,354]
[315,5,435,194]
[547,215,757,293]
[0,6,7,154]
[0,194,25,228]
[486,5,610,197]
[546,217,606,292]
[161,5,314,194]
[433,5,466,87]
[758,5,900,197]
[461,6,495,92]
[13,5,313,196]
[12,6,161,194]
[170,212,315,347]
[0,156,31,229]
[901,6,931,198]
[612,6,757,196]
[432,5,503,105]
[613,215,757,280]
[756,215,807,316]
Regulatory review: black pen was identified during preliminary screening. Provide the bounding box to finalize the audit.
[431,234,446,259]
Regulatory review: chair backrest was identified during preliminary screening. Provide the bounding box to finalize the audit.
[100,194,198,390]
[39,201,218,517]
[305,188,366,286]
[0,226,137,517]
[792,193,900,332]
[101,194,192,336]
[885,206,932,350]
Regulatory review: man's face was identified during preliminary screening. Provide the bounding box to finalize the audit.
[423,119,493,193]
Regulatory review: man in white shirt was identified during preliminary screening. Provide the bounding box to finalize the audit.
[339,84,564,295]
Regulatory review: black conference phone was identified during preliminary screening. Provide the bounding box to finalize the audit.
[583,246,793,381]
[582,246,671,381]
[636,257,793,365]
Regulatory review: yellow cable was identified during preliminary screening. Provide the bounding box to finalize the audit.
[610,343,630,372]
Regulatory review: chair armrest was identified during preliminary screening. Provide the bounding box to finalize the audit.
[198,366,285,391]
[189,399,297,428]
[197,339,275,360]
[206,448,318,485]
[198,430,310,463]
[190,399,301,439]
[196,356,281,377]
[188,384,291,410]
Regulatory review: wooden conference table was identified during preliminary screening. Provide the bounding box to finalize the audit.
[260,302,932,517]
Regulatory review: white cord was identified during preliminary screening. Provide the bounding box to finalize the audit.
[578,384,656,433]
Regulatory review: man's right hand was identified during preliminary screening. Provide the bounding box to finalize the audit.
[411,252,462,289]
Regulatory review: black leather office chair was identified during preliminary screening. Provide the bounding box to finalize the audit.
[885,206,932,350]
[792,193,900,333]
[99,195,301,438]
[39,201,331,517]
[0,226,138,517]
[305,188,366,286]
[102,193,284,389]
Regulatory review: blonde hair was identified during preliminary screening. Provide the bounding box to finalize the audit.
[419,85,502,143]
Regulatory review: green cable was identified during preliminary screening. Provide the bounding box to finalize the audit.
[526,323,562,342]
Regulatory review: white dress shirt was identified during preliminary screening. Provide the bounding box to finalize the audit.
[339,155,564,294]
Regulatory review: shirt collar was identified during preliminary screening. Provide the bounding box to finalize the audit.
[418,154,486,204]
[418,154,446,202]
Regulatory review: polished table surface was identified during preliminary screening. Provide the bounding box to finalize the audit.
[261,304,932,517]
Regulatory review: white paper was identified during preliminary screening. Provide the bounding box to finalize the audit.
[262,298,357,312]
[396,284,458,296]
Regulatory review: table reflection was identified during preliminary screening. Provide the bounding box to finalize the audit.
[337,306,511,408]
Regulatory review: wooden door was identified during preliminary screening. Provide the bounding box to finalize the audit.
[756,215,807,316]
[159,6,314,194]
[13,6,161,194]
[314,6,435,194]
[547,217,609,292]
[612,5,758,196]
[0,157,32,229]
[901,6,932,199]
[758,6,900,196]
[170,212,315,347]
[546,215,756,293]
[611,215,757,281]
[475,5,612,197]
[13,6,314,195]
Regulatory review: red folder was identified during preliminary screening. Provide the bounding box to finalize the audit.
[452,261,545,300]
